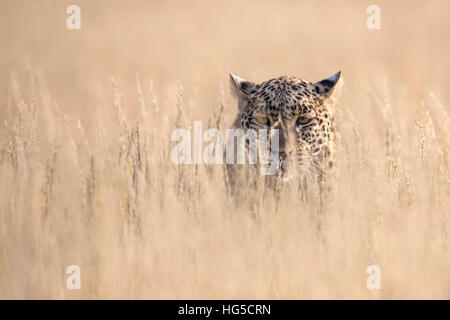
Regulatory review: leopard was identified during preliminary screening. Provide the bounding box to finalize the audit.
[227,71,342,194]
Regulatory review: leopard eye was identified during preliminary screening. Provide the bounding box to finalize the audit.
[296,116,312,126]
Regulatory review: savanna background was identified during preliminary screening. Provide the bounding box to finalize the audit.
[0,0,448,299]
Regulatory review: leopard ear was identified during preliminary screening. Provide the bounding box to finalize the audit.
[314,71,342,98]
[229,73,256,101]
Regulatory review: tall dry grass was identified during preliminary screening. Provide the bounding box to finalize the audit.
[0,0,448,299]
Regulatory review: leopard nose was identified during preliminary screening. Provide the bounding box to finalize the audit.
[279,152,290,173]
